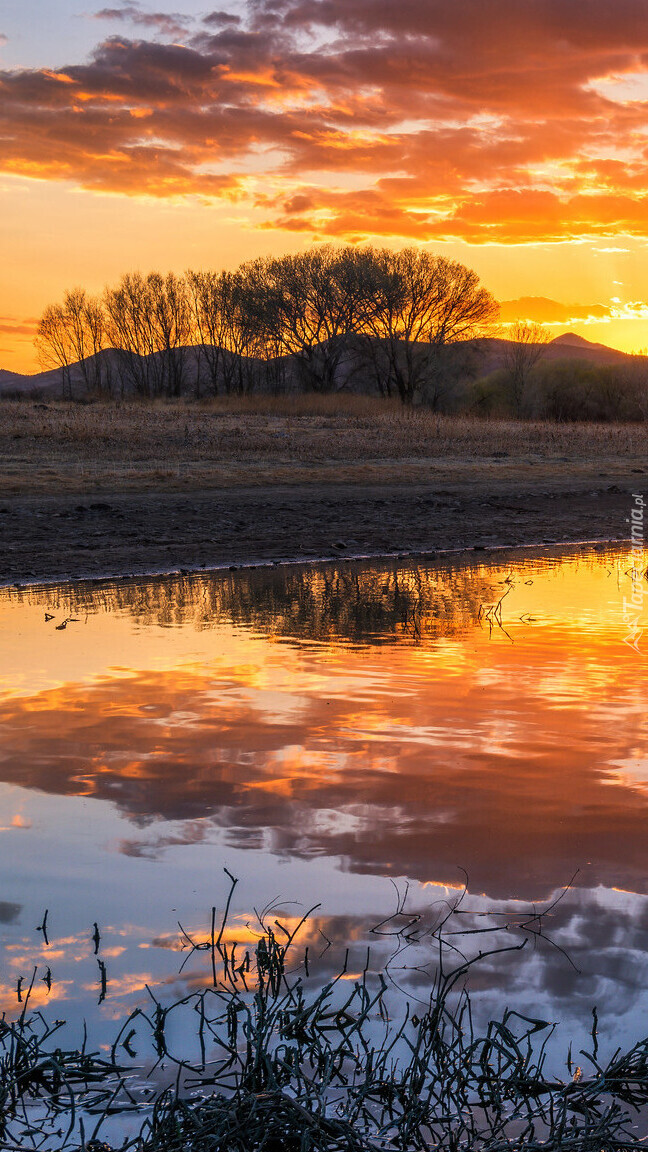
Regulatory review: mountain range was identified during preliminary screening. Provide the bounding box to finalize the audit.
[0,333,642,398]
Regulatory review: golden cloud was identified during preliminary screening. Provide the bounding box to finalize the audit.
[3,2,648,239]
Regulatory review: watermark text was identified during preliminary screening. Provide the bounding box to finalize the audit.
[623,493,646,653]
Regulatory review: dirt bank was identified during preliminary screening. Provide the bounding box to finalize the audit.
[0,476,637,586]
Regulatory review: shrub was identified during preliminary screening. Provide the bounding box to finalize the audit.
[527,359,648,422]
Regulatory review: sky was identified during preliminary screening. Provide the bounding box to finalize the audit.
[4,0,648,371]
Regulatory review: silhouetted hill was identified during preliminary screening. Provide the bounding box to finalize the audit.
[473,332,637,374]
[0,351,122,397]
[0,334,644,399]
[547,332,632,361]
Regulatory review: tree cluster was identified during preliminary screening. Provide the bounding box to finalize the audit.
[471,355,648,421]
[35,247,499,405]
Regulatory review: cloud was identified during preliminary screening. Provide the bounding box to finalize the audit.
[499,298,613,325]
[202,10,241,26]
[0,34,8,47]
[498,296,648,326]
[0,317,39,337]
[0,902,21,924]
[94,3,191,39]
[4,1,648,239]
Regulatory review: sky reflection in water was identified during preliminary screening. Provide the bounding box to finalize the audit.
[0,544,646,1060]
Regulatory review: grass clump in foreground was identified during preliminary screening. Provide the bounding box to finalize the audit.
[2,876,648,1151]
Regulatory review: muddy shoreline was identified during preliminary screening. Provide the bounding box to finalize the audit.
[0,478,634,587]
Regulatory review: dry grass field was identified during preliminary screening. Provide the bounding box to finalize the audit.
[2,395,646,496]
[1,395,644,583]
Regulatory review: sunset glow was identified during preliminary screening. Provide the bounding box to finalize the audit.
[0,547,646,898]
[4,2,648,370]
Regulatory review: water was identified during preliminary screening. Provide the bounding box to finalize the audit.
[0,544,647,1088]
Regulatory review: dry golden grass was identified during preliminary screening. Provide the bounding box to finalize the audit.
[1,395,646,495]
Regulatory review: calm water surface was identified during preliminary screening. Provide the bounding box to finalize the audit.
[0,544,647,1067]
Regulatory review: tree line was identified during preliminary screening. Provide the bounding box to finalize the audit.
[35,246,499,405]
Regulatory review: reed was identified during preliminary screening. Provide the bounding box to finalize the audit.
[0,398,645,497]
[2,877,648,1150]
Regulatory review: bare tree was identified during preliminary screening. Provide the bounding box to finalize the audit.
[60,288,112,395]
[82,294,112,395]
[34,247,499,407]
[187,269,264,395]
[361,248,499,406]
[104,271,192,396]
[35,304,75,398]
[239,246,372,392]
[186,270,225,396]
[503,321,551,413]
[35,289,110,398]
[104,272,157,396]
[149,272,192,397]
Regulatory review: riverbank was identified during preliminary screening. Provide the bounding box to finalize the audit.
[0,479,636,587]
[0,399,643,584]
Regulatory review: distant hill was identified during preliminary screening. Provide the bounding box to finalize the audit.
[546,332,631,360]
[0,364,67,394]
[470,333,641,375]
[0,349,126,397]
[0,333,644,399]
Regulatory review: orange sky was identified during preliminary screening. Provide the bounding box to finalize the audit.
[4,0,648,371]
